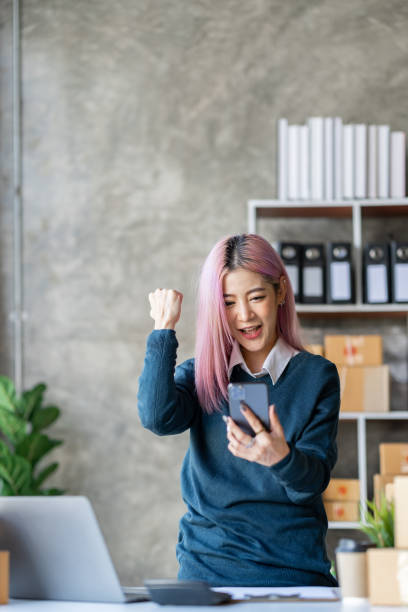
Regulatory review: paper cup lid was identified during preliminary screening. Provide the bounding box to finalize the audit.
[335,538,373,553]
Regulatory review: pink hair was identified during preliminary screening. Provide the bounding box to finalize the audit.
[194,234,304,413]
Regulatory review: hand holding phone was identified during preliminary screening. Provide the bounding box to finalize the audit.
[226,390,290,467]
[227,382,270,436]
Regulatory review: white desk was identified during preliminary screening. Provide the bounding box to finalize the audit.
[3,600,408,611]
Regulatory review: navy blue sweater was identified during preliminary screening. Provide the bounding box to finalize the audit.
[138,330,340,587]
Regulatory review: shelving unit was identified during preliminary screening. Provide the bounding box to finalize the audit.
[248,198,408,307]
[247,198,408,529]
[334,412,408,529]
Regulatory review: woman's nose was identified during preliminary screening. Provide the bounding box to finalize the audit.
[237,302,254,321]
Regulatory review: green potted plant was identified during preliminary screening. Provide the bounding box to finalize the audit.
[359,493,403,605]
[359,494,394,548]
[0,376,64,495]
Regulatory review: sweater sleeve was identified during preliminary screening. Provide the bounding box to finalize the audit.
[270,361,340,505]
[137,329,199,436]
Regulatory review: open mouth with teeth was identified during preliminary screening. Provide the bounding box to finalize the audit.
[239,325,262,339]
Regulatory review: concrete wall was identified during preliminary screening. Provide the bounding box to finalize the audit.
[1,0,407,584]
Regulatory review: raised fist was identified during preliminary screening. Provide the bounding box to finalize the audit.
[148,288,183,330]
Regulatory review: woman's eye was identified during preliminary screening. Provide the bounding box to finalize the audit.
[251,295,265,302]
[224,301,234,307]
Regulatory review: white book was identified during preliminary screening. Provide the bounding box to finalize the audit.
[390,131,406,198]
[343,124,354,199]
[377,125,390,199]
[278,118,288,200]
[288,125,300,199]
[334,117,343,200]
[308,117,324,200]
[368,125,377,198]
[299,125,309,199]
[355,124,367,199]
[324,118,334,200]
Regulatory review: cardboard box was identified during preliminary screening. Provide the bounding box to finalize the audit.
[373,473,395,507]
[367,548,408,605]
[324,334,382,366]
[305,344,324,356]
[395,476,408,549]
[324,501,359,521]
[338,365,389,412]
[0,551,9,605]
[380,443,408,475]
[385,483,395,503]
[323,478,360,501]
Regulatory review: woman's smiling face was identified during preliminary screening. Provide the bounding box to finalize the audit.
[223,268,285,372]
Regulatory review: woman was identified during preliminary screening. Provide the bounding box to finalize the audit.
[138,233,339,587]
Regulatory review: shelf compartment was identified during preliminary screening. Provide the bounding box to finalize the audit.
[361,203,408,217]
[255,204,353,219]
[296,305,408,318]
[339,412,408,420]
[249,198,408,216]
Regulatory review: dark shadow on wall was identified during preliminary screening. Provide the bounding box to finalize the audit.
[0,0,15,379]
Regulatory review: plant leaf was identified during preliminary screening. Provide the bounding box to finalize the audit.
[0,406,28,445]
[359,495,394,548]
[32,462,59,489]
[0,377,18,413]
[359,524,380,547]
[0,439,13,460]
[18,483,38,495]
[0,454,32,494]
[31,406,60,431]
[15,432,62,466]
[41,487,65,496]
[0,479,15,496]
[21,383,47,421]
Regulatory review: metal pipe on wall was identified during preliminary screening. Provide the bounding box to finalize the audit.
[12,0,24,393]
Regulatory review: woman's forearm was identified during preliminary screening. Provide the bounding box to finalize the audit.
[137,330,197,435]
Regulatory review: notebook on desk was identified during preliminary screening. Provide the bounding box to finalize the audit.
[0,496,149,603]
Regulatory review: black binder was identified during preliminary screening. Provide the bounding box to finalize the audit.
[327,242,354,304]
[301,244,325,304]
[363,243,390,304]
[278,242,302,302]
[390,241,408,303]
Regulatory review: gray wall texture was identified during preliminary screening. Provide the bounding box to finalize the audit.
[1,0,408,584]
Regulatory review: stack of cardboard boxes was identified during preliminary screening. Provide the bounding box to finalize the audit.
[323,478,360,522]
[367,476,408,605]
[324,335,389,412]
[306,335,389,412]
[374,443,408,506]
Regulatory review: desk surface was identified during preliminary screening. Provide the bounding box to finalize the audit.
[3,599,408,611]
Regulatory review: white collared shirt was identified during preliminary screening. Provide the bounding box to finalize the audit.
[228,336,300,385]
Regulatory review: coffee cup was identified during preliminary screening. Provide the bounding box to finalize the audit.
[335,538,373,599]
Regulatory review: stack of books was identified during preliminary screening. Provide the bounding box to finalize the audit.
[277,117,406,201]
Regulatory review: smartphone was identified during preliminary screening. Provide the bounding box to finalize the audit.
[227,382,270,437]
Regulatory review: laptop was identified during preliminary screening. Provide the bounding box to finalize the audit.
[0,496,150,603]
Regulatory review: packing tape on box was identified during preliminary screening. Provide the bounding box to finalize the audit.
[398,552,408,604]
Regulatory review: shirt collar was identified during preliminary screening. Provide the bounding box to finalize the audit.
[228,336,299,385]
